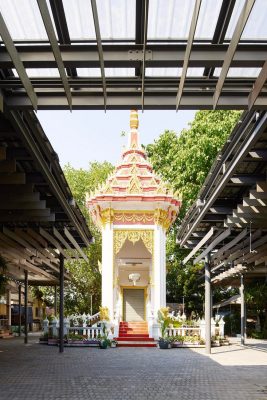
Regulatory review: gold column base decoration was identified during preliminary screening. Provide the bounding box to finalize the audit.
[114,229,153,254]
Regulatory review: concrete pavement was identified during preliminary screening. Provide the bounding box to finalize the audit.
[0,335,266,400]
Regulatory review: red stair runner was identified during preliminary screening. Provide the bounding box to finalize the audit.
[115,322,157,348]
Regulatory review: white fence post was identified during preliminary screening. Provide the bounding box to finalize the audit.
[211,318,216,337]
[43,318,49,334]
[219,318,225,337]
[200,319,205,339]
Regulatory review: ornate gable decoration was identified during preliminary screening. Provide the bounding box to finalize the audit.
[127,176,142,194]
[114,230,153,254]
[86,110,181,229]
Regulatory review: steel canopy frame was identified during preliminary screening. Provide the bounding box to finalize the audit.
[213,0,256,108]
[0,13,38,110]
[176,0,202,110]
[37,0,72,110]
[177,109,267,287]
[0,0,267,111]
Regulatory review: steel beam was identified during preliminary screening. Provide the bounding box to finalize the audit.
[39,227,70,260]
[212,228,248,262]
[230,174,265,185]
[248,149,267,160]
[213,0,256,108]
[204,0,236,77]
[182,227,217,264]
[141,0,149,111]
[64,228,88,261]
[0,44,266,69]
[248,59,267,110]
[37,0,72,110]
[176,0,201,110]
[6,93,267,110]
[91,0,107,111]
[0,13,37,110]
[193,228,231,264]
[49,0,77,77]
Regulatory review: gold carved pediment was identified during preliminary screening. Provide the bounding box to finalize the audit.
[114,230,153,254]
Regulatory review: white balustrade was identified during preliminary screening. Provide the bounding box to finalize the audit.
[165,317,225,340]
[166,327,201,338]
[68,326,102,339]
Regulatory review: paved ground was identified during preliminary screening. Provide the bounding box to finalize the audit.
[0,335,267,400]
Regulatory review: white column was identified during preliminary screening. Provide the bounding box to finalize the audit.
[153,225,166,316]
[101,223,114,319]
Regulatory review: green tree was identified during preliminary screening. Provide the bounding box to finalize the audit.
[245,280,267,337]
[146,111,241,308]
[166,230,204,315]
[39,161,114,315]
[146,110,241,219]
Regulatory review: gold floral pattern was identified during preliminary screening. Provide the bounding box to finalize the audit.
[114,211,154,224]
[114,230,153,254]
[100,208,114,226]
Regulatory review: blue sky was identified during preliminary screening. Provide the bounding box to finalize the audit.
[38,110,196,169]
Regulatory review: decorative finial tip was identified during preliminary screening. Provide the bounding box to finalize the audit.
[130,109,139,130]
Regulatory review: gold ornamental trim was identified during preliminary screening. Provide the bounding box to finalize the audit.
[100,207,114,226]
[114,211,154,224]
[126,175,143,194]
[154,207,177,231]
[114,229,153,254]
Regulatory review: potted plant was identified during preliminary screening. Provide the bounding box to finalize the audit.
[169,335,184,347]
[99,323,111,349]
[99,337,110,349]
[39,332,48,344]
[99,306,111,349]
[111,339,118,348]
[157,307,172,349]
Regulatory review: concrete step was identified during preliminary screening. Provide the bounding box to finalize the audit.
[117,341,157,347]
[119,330,148,336]
[116,336,154,341]
[118,333,149,338]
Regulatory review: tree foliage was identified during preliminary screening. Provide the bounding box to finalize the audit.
[245,280,267,337]
[146,110,241,308]
[146,110,241,219]
[39,161,114,315]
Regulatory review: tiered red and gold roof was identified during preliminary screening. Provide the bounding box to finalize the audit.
[86,110,181,229]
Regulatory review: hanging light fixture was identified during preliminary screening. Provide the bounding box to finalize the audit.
[128,273,141,286]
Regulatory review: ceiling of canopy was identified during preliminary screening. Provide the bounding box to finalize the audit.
[0,0,266,110]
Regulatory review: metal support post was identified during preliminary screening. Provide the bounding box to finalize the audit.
[54,285,57,316]
[18,284,22,337]
[240,274,245,345]
[205,253,211,354]
[6,289,11,327]
[210,288,213,319]
[24,270,28,344]
[59,253,64,353]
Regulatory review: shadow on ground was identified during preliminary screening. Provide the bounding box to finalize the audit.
[0,336,267,400]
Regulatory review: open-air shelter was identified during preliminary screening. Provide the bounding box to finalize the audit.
[0,0,267,353]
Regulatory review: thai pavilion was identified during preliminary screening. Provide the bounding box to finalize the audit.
[86,110,181,341]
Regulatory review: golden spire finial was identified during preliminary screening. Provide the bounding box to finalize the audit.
[130,109,139,130]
